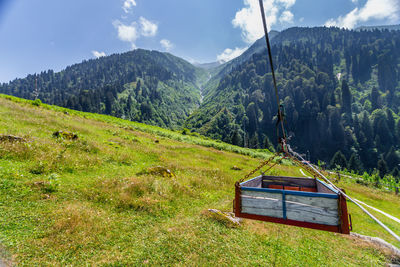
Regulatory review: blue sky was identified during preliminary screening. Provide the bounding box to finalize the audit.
[0,0,399,83]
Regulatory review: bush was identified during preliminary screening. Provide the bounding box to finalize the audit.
[32,99,42,106]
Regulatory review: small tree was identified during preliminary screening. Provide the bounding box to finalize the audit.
[377,159,388,178]
[348,153,364,174]
[249,133,259,149]
[264,136,275,152]
[392,167,400,183]
[230,130,241,146]
[330,151,347,170]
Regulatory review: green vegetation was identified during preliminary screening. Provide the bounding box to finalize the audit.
[187,27,400,177]
[0,49,207,129]
[1,27,400,178]
[0,95,399,265]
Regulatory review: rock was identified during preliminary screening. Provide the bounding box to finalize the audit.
[0,135,25,143]
[138,166,175,178]
[207,209,242,227]
[351,233,400,258]
[53,131,78,140]
[231,166,242,171]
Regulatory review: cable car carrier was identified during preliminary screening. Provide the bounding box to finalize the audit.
[234,168,351,234]
[232,0,351,234]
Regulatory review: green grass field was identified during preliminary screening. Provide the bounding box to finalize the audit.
[0,95,399,266]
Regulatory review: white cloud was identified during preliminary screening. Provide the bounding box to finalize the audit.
[139,17,158,37]
[123,0,136,13]
[160,39,174,51]
[233,0,296,44]
[92,51,106,58]
[216,47,248,63]
[280,10,294,23]
[325,0,400,29]
[277,0,296,9]
[113,20,139,48]
[351,0,358,3]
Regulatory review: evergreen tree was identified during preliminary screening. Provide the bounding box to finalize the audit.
[397,119,400,144]
[264,136,274,151]
[385,146,399,170]
[249,133,259,149]
[392,167,400,182]
[370,86,380,111]
[330,151,347,170]
[377,159,389,178]
[348,153,364,174]
[230,129,241,146]
[341,80,352,115]
[246,102,258,135]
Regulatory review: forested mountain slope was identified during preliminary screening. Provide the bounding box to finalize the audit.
[2,26,400,177]
[186,27,400,176]
[0,49,207,128]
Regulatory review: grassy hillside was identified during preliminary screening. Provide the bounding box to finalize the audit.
[0,49,208,129]
[0,95,399,266]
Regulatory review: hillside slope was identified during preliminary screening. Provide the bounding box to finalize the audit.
[0,49,208,129]
[0,95,399,265]
[186,26,400,175]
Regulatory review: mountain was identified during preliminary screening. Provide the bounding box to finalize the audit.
[2,26,400,176]
[0,49,208,129]
[193,61,221,70]
[356,24,400,32]
[186,26,400,175]
[212,30,280,80]
[198,30,280,98]
[0,94,399,265]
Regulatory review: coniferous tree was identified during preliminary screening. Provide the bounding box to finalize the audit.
[370,86,380,111]
[348,153,364,174]
[385,146,399,170]
[249,133,259,149]
[377,159,389,178]
[330,151,347,170]
[392,167,400,182]
[341,80,352,115]
[230,129,241,146]
[396,119,400,144]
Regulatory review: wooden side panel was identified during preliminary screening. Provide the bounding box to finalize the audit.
[285,202,339,226]
[262,176,316,188]
[241,207,283,218]
[316,180,336,194]
[285,194,339,226]
[241,176,262,188]
[241,190,283,218]
[241,190,283,200]
[285,195,338,210]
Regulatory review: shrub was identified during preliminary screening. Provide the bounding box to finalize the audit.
[32,99,42,106]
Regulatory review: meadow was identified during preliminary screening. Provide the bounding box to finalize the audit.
[0,95,399,266]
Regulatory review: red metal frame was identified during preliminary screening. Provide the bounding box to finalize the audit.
[339,193,350,234]
[234,183,351,234]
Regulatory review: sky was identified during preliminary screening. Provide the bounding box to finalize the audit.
[0,0,399,83]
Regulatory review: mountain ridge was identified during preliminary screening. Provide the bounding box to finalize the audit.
[1,26,400,176]
[0,48,208,129]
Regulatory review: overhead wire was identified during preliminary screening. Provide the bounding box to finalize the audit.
[287,145,400,243]
[257,0,400,244]
[258,0,287,144]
